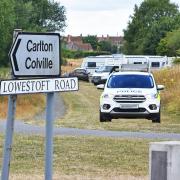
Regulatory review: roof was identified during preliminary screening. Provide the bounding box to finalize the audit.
[111,71,151,76]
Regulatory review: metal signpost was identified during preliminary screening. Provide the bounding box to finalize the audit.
[1,29,21,180]
[1,30,78,180]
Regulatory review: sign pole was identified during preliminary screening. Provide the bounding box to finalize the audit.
[1,29,21,180]
[1,95,17,180]
[45,92,55,180]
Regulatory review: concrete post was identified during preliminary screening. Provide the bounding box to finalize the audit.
[149,141,180,180]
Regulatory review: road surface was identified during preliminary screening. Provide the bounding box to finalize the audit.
[1,93,180,140]
[0,120,180,140]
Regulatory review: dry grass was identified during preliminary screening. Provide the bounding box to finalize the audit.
[0,59,82,121]
[153,65,180,117]
[62,58,83,74]
[10,174,147,180]
[57,62,180,133]
[0,93,45,120]
[58,81,180,132]
[0,135,150,179]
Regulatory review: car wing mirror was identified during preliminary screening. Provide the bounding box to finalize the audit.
[157,85,165,91]
[97,84,105,90]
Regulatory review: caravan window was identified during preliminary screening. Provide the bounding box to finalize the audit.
[134,62,142,64]
[87,62,96,67]
[151,62,160,67]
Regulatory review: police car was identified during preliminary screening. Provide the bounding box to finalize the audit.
[98,64,164,123]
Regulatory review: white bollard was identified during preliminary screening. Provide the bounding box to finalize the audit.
[149,141,180,180]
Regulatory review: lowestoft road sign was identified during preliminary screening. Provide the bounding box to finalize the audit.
[0,77,78,95]
[9,32,60,77]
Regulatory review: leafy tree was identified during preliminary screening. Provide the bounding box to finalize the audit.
[98,41,112,52]
[123,0,180,55]
[111,45,118,54]
[157,28,180,56]
[0,0,15,66]
[0,0,66,67]
[82,35,98,50]
[14,0,66,32]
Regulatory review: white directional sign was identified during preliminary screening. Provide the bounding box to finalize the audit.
[0,77,78,95]
[9,32,60,77]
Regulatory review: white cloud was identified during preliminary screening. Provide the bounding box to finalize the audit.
[60,0,141,11]
[58,0,180,36]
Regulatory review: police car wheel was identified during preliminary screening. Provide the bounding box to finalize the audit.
[100,111,111,122]
[152,111,161,123]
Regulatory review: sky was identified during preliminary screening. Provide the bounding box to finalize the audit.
[57,0,180,37]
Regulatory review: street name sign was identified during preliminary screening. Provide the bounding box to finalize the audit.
[9,32,60,77]
[0,77,78,95]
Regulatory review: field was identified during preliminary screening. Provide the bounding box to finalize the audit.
[56,62,180,133]
[0,135,150,180]
[0,68,46,120]
[0,61,180,179]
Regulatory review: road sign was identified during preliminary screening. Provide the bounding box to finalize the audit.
[9,32,60,77]
[0,77,78,95]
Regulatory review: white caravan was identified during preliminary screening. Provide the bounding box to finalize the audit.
[124,55,171,69]
[81,55,172,77]
[81,55,125,75]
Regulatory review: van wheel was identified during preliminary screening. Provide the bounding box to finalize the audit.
[152,111,161,123]
[100,111,111,122]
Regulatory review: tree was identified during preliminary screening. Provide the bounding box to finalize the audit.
[0,0,15,66]
[0,0,66,67]
[98,41,112,52]
[123,0,180,55]
[14,0,66,32]
[82,35,98,50]
[157,28,180,56]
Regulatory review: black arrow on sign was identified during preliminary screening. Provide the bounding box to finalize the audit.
[12,39,21,71]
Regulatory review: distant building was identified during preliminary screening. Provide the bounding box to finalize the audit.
[63,34,124,52]
[98,34,124,49]
[63,35,93,51]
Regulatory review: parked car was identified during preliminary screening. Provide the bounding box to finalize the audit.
[91,65,119,85]
[98,66,164,123]
[65,68,90,81]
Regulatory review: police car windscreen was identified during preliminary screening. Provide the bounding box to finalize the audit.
[107,75,154,88]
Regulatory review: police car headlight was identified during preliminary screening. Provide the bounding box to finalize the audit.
[102,93,114,99]
[146,93,158,99]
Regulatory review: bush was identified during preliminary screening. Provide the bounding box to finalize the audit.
[62,49,111,59]
[173,58,180,64]
[61,58,67,65]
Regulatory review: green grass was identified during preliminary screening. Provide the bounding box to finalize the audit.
[0,67,10,79]
[56,81,180,133]
[0,134,151,178]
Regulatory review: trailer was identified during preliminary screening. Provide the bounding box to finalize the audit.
[81,54,172,76]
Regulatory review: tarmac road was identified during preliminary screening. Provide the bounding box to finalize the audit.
[1,93,180,140]
[0,120,180,140]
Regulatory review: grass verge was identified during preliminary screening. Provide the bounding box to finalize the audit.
[0,134,150,179]
[57,79,180,133]
[0,68,46,120]
[0,94,45,120]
